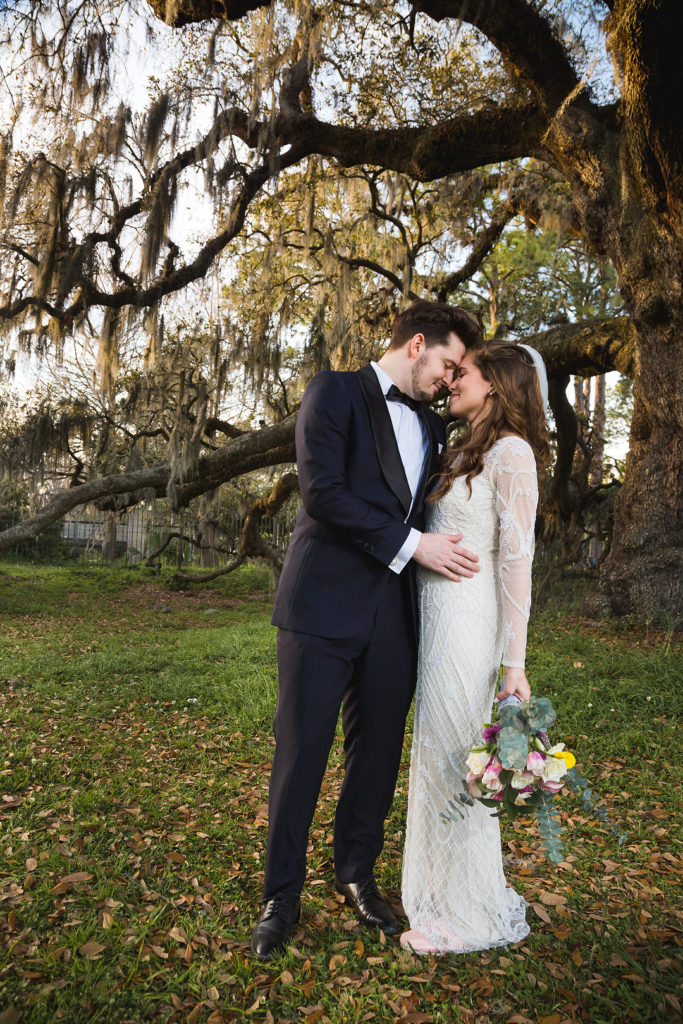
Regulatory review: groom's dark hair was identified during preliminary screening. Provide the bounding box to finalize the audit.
[389,300,483,351]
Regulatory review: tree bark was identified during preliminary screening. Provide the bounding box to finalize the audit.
[521,318,635,379]
[590,375,606,491]
[146,0,268,25]
[601,302,682,615]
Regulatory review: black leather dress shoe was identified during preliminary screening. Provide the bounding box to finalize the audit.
[250,894,301,960]
[335,875,401,935]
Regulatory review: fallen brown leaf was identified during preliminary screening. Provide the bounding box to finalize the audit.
[301,1010,324,1024]
[665,993,682,1015]
[49,871,93,895]
[540,891,568,906]
[0,1007,22,1024]
[78,940,106,958]
[166,850,186,865]
[532,903,552,924]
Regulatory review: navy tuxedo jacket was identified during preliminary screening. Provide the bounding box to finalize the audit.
[271,364,446,640]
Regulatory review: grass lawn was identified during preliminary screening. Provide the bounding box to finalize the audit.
[0,564,680,1024]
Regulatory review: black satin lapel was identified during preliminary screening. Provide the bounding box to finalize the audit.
[414,416,438,512]
[358,364,412,516]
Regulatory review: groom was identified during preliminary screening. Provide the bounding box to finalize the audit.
[251,300,483,960]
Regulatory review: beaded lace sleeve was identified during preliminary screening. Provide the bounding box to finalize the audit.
[489,438,538,669]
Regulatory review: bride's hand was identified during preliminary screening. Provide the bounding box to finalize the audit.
[495,667,531,703]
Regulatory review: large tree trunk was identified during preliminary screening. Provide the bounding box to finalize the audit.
[601,313,682,615]
[589,375,606,491]
[597,0,683,615]
[600,220,682,614]
[588,374,606,563]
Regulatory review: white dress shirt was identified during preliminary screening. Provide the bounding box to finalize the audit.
[370,362,427,574]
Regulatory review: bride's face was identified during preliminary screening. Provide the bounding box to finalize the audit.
[448,354,491,423]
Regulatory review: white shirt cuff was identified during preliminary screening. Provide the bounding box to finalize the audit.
[388,528,421,574]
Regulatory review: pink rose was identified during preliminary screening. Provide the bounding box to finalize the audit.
[540,779,565,793]
[482,759,503,792]
[482,757,502,787]
[526,751,546,776]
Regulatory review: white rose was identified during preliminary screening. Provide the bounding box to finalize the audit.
[466,751,490,777]
[541,756,567,782]
[511,770,534,789]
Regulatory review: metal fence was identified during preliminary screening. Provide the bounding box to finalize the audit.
[0,501,299,568]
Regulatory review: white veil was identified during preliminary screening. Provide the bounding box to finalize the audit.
[517,343,551,423]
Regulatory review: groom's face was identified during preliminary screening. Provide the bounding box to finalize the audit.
[410,331,466,402]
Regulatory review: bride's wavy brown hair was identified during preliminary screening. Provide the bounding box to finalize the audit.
[429,342,552,501]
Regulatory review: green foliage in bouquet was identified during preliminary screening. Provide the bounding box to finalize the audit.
[449,696,626,866]
[565,767,627,846]
[535,792,565,864]
[496,697,556,772]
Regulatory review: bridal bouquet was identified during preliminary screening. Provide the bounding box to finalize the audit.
[448,696,623,864]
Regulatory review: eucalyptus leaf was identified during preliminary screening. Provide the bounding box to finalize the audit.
[497,727,528,771]
[522,696,557,732]
[565,766,627,845]
[536,792,565,864]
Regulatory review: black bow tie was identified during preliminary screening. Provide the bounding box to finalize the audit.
[386,384,422,412]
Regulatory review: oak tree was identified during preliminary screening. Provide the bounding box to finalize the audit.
[0,0,678,614]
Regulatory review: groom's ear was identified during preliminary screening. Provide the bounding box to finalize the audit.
[408,333,425,358]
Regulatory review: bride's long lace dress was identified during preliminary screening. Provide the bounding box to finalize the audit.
[401,435,537,954]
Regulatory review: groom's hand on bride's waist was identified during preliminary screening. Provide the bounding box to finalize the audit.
[412,532,479,582]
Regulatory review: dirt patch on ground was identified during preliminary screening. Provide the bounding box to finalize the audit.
[116,581,264,612]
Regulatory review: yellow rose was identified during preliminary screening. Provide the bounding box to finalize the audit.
[552,750,576,769]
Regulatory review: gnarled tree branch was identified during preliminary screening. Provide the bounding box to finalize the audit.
[0,415,296,555]
[174,470,299,583]
[525,316,636,379]
[412,0,585,113]
[146,0,269,26]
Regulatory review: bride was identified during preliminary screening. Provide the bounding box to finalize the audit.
[401,342,551,956]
